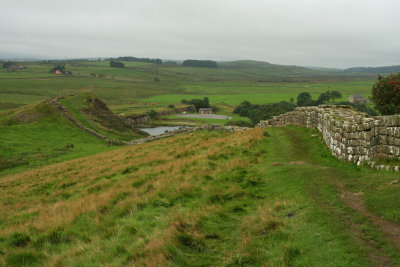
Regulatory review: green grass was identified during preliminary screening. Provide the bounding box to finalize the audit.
[0,107,114,176]
[164,114,251,125]
[1,127,399,266]
[0,95,141,175]
[141,80,374,106]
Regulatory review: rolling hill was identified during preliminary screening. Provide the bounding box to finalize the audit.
[219,60,318,76]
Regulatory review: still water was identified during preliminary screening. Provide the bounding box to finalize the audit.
[139,126,182,136]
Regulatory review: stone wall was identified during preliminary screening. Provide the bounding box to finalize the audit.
[126,114,150,125]
[257,105,400,169]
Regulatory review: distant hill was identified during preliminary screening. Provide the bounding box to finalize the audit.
[303,66,343,72]
[345,65,400,74]
[219,60,319,76]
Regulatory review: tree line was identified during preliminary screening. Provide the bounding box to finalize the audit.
[110,61,125,68]
[117,57,162,64]
[182,60,218,68]
[181,97,210,111]
[234,90,379,125]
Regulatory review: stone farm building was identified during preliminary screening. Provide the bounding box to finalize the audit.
[348,95,366,104]
[199,108,212,114]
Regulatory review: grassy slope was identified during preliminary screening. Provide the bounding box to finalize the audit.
[0,100,115,175]
[0,92,146,175]
[58,92,144,142]
[0,127,399,266]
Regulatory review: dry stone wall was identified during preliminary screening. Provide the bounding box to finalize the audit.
[257,105,400,170]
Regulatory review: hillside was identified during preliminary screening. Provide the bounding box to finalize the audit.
[0,93,145,174]
[0,127,399,266]
[219,60,318,76]
[345,65,400,74]
[58,92,146,142]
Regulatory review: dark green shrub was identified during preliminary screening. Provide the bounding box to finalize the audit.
[371,73,400,115]
[34,228,71,248]
[148,109,158,119]
[225,120,253,127]
[7,232,30,247]
[110,61,125,68]
[177,233,205,252]
[6,251,44,266]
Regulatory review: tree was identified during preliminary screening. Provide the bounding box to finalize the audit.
[154,76,160,82]
[297,92,315,106]
[2,61,14,69]
[233,100,295,124]
[331,91,342,99]
[49,65,65,73]
[316,92,332,104]
[181,97,211,111]
[317,90,342,104]
[371,73,400,115]
[117,56,162,64]
[233,101,251,114]
[148,109,158,119]
[202,97,209,107]
[110,61,125,68]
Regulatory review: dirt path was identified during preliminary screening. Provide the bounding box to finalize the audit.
[341,191,400,249]
[278,127,399,266]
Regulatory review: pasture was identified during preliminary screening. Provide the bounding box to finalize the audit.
[0,60,376,115]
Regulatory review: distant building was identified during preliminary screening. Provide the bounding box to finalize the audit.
[55,70,62,74]
[199,108,212,114]
[348,95,366,104]
[7,65,26,69]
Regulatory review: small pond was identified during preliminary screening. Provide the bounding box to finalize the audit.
[139,126,183,136]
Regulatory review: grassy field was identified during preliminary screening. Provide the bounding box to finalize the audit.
[164,114,251,125]
[141,80,375,106]
[0,60,376,115]
[0,127,399,266]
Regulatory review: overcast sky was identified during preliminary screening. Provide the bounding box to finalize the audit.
[1,0,399,68]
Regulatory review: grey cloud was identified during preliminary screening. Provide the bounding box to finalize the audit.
[0,0,399,67]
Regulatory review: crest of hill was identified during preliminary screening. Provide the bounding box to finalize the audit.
[0,101,55,126]
[58,92,146,141]
[0,92,145,141]
[219,60,319,76]
[0,92,146,173]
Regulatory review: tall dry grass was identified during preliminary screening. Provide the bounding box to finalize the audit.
[0,129,263,236]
